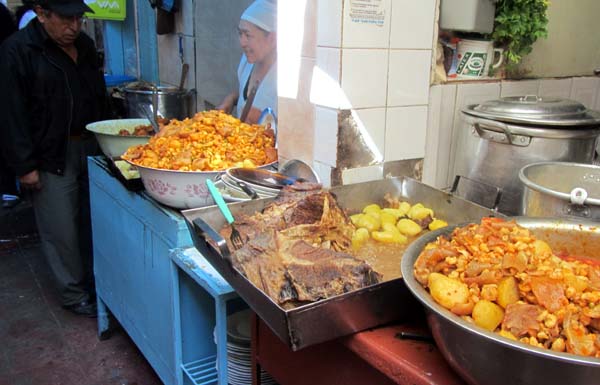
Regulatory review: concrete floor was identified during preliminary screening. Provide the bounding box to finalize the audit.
[0,200,163,385]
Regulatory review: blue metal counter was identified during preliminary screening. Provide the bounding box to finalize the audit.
[88,157,238,385]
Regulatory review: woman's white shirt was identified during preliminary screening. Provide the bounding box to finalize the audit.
[235,54,277,120]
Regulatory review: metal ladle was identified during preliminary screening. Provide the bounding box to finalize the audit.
[141,103,160,134]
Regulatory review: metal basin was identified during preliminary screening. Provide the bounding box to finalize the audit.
[182,177,499,350]
[519,162,600,220]
[400,217,600,385]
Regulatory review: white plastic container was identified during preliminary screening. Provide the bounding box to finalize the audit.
[440,0,497,34]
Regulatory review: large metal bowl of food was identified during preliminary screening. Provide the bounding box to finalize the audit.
[401,217,600,385]
[86,118,153,159]
[122,110,277,209]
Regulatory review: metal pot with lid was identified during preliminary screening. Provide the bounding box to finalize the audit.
[453,95,600,215]
[120,82,197,121]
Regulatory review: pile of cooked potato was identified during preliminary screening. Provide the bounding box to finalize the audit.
[122,110,277,171]
[350,198,447,249]
[414,217,600,357]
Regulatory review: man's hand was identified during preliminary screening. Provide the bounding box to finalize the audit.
[19,170,42,190]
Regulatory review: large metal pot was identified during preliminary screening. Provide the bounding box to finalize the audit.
[401,217,600,385]
[519,161,600,220]
[123,85,196,120]
[454,96,600,215]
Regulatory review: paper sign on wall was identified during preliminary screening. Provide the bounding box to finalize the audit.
[84,0,126,21]
[349,0,385,26]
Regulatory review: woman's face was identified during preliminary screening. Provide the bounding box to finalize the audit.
[237,20,276,64]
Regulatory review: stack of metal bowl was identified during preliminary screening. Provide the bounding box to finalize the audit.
[220,169,280,200]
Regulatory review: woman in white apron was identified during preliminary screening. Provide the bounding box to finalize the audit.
[217,0,277,124]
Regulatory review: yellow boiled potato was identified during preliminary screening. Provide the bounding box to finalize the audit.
[371,230,407,244]
[356,213,381,232]
[352,227,370,249]
[564,271,588,293]
[428,273,470,310]
[350,213,364,226]
[379,211,397,227]
[382,222,400,233]
[396,218,422,236]
[472,300,505,331]
[381,208,404,220]
[408,203,434,221]
[498,329,517,341]
[428,219,448,231]
[497,276,520,309]
[362,204,382,216]
[533,240,553,257]
[398,201,411,217]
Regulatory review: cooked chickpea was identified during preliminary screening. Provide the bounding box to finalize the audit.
[544,314,557,329]
[551,338,566,352]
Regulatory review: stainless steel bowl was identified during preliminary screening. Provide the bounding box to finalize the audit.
[519,161,600,220]
[400,217,600,385]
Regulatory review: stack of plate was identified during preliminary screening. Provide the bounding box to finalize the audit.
[220,172,280,199]
[214,179,251,203]
[227,310,277,385]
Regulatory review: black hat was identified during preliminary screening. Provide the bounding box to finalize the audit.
[42,0,94,16]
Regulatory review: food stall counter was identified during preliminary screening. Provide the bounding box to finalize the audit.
[252,313,466,385]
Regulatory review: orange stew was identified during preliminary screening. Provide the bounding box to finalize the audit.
[414,218,600,358]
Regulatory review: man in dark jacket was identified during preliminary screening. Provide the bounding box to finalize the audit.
[0,0,109,316]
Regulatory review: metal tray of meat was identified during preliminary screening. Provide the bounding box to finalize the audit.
[182,177,502,350]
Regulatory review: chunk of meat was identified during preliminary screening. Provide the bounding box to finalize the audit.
[502,251,528,272]
[225,187,380,306]
[502,303,541,337]
[589,266,600,291]
[462,269,503,286]
[413,241,458,285]
[281,240,381,302]
[465,261,493,277]
[530,277,568,313]
[564,313,598,357]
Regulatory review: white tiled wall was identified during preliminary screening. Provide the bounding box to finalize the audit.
[385,106,428,161]
[313,106,339,167]
[277,0,318,171]
[342,0,391,48]
[389,0,437,49]
[309,0,436,184]
[341,49,389,108]
[353,108,386,159]
[387,50,432,106]
[424,76,600,189]
[341,164,384,184]
[316,0,342,47]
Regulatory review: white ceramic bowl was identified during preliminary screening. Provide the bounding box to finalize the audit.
[127,161,277,209]
[130,163,219,209]
[86,119,152,159]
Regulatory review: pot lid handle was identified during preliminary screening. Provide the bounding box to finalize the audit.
[521,95,540,102]
[570,187,588,205]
